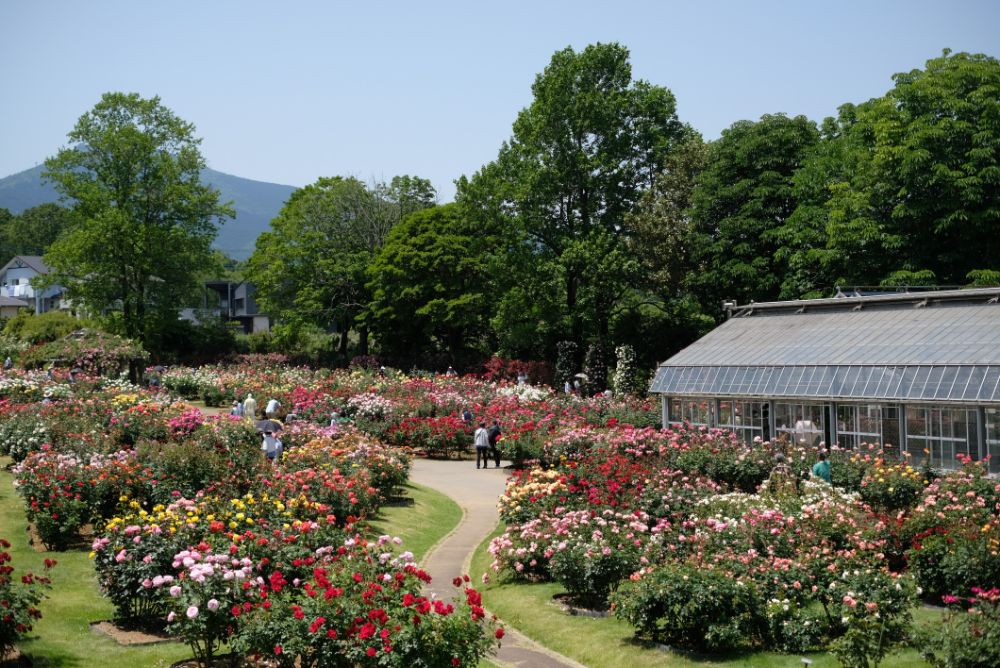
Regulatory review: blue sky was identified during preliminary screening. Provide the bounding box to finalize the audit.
[2,0,998,201]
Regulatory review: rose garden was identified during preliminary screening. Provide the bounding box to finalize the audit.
[1,354,998,667]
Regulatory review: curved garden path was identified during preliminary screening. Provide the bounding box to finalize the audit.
[410,458,587,668]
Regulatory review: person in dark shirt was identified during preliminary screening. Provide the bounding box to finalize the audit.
[487,420,502,468]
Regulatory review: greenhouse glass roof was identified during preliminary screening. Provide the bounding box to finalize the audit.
[650,289,1000,404]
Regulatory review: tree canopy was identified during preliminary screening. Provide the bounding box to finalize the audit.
[366,203,496,366]
[150,46,1000,378]
[459,42,692,361]
[0,203,75,268]
[780,50,1000,291]
[42,92,232,342]
[687,114,820,312]
[246,175,435,355]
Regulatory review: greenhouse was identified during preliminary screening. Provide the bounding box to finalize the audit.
[651,288,1000,472]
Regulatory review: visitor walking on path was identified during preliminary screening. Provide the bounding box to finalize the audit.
[488,419,502,468]
[474,421,491,469]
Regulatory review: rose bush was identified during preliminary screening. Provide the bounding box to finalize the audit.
[0,539,55,657]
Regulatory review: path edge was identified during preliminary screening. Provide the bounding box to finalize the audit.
[461,519,590,668]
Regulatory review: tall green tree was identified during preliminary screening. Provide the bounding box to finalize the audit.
[366,203,495,366]
[459,42,691,361]
[42,92,232,342]
[247,175,435,355]
[790,50,1000,288]
[620,136,714,365]
[687,113,819,312]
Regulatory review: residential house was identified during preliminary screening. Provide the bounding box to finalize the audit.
[181,280,270,334]
[0,256,67,314]
[0,295,30,318]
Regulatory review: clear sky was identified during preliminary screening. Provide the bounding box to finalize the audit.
[2,0,998,202]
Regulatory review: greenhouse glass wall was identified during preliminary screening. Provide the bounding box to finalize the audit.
[650,288,1000,473]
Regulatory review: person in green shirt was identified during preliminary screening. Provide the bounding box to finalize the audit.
[812,451,831,483]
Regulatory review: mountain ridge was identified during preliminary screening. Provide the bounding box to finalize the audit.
[0,164,297,260]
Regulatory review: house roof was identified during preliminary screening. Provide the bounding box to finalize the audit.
[0,296,29,307]
[0,255,52,276]
[651,288,1000,404]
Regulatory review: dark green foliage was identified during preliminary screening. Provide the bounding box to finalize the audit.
[610,562,765,652]
[915,592,1000,668]
[459,42,691,358]
[140,315,237,364]
[247,175,435,357]
[0,203,75,267]
[782,50,1000,292]
[554,340,577,389]
[366,203,495,367]
[688,114,820,312]
[582,340,609,395]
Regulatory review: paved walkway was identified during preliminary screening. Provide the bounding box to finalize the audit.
[410,458,587,668]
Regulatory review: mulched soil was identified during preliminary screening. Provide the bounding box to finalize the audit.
[89,619,176,646]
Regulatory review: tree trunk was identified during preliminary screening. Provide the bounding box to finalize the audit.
[566,272,582,365]
[338,329,349,356]
[358,325,369,356]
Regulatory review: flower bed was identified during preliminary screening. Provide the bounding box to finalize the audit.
[488,422,999,662]
[1,360,506,665]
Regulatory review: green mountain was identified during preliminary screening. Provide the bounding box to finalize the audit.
[0,164,296,260]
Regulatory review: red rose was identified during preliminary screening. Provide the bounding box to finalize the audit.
[495,628,505,639]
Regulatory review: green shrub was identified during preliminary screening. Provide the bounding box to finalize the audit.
[138,441,230,503]
[201,385,226,407]
[20,329,147,375]
[827,571,917,668]
[610,562,765,652]
[549,532,644,608]
[554,340,578,390]
[0,333,28,362]
[0,411,50,462]
[4,311,84,344]
[914,588,1000,668]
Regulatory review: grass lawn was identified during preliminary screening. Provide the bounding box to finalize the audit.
[368,481,463,561]
[0,460,191,667]
[469,523,937,668]
[0,461,466,667]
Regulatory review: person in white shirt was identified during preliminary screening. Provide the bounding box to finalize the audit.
[261,431,282,464]
[243,394,257,420]
[265,398,281,418]
[474,422,491,469]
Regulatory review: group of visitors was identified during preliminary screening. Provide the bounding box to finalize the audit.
[225,393,286,466]
[473,419,502,469]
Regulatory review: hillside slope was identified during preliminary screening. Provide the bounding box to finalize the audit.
[0,165,296,260]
